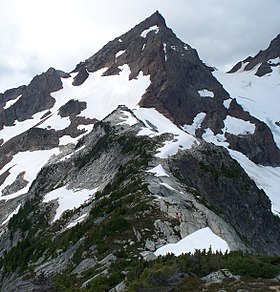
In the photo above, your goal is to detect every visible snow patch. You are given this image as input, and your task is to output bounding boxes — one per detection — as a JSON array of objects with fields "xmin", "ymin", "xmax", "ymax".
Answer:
[
  {"xmin": 0, "ymin": 148, "xmax": 60, "ymax": 201},
  {"xmin": 198, "ymin": 89, "xmax": 214, "ymax": 98},
  {"xmin": 182, "ymin": 112, "xmax": 206, "ymax": 136},
  {"xmin": 43, "ymin": 186, "xmax": 98, "ymax": 222},
  {"xmin": 39, "ymin": 113, "xmax": 71, "ymax": 130},
  {"xmin": 154, "ymin": 227, "xmax": 229, "ymax": 256},
  {"xmin": 268, "ymin": 57, "xmax": 279, "ymax": 65},
  {"xmin": 224, "ymin": 116, "xmax": 255, "ymax": 135},
  {"xmin": 140, "ymin": 25, "xmax": 159, "ymax": 38},
  {"xmin": 59, "ymin": 135, "xmax": 75, "ymax": 146},
  {"xmin": 202, "ymin": 128, "xmax": 229, "ymax": 147},
  {"xmin": 147, "ymin": 164, "xmax": 169, "ymax": 177},
  {"xmin": 3, "ymin": 94, "xmax": 22, "ymax": 110},
  {"xmin": 223, "ymin": 99, "xmax": 232, "ymax": 109},
  {"xmin": 202, "ymin": 127, "xmax": 280, "ymax": 216},
  {"xmin": 134, "ymin": 108, "xmax": 197, "ymax": 158}
]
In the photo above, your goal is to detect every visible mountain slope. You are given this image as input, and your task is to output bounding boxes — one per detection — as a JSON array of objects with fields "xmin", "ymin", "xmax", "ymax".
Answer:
[{"xmin": 0, "ymin": 11, "xmax": 279, "ymax": 291}]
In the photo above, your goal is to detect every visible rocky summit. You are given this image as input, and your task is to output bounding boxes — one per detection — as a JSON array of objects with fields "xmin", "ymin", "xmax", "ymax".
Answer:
[{"xmin": 0, "ymin": 11, "xmax": 279, "ymax": 291}]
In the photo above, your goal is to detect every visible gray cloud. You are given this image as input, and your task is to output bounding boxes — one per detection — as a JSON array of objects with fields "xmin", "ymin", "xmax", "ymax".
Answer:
[{"xmin": 0, "ymin": 0, "xmax": 279, "ymax": 92}]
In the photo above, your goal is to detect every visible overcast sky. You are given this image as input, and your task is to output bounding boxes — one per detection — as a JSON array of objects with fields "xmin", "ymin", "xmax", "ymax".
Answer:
[{"xmin": 1, "ymin": 0, "xmax": 279, "ymax": 93}]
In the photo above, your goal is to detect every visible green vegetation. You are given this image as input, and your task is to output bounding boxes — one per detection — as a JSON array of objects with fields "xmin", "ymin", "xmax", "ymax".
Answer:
[{"xmin": 126, "ymin": 250, "xmax": 280, "ymax": 291}]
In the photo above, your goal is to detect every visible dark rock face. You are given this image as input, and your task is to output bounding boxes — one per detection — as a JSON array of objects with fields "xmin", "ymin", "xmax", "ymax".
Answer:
[
  {"xmin": 228, "ymin": 34, "xmax": 280, "ymax": 76},
  {"xmin": 72, "ymin": 64, "xmax": 89, "ymax": 86},
  {"xmin": 227, "ymin": 99, "xmax": 280, "ymax": 166},
  {"xmin": 170, "ymin": 143, "xmax": 280, "ymax": 255},
  {"xmin": 58, "ymin": 99, "xmax": 87, "ymax": 118},
  {"xmin": 0, "ymin": 68, "xmax": 63, "ymax": 130}
]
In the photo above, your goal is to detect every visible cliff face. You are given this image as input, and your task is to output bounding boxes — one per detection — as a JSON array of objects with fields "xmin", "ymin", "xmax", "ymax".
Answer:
[{"xmin": 0, "ymin": 11, "xmax": 279, "ymax": 292}]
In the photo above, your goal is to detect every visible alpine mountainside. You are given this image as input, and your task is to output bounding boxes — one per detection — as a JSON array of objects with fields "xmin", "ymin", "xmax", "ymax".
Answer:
[{"xmin": 0, "ymin": 11, "xmax": 279, "ymax": 291}]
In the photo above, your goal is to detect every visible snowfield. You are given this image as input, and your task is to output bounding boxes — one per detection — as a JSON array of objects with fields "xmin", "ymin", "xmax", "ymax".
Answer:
[
  {"xmin": 0, "ymin": 149, "xmax": 60, "ymax": 201},
  {"xmin": 52, "ymin": 65, "xmax": 150, "ymax": 122}
]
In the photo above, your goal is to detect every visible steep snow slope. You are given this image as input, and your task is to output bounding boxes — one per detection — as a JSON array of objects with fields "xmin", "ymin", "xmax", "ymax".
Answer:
[
  {"xmin": 214, "ymin": 64, "xmax": 280, "ymax": 147},
  {"xmin": 212, "ymin": 64, "xmax": 280, "ymax": 216}
]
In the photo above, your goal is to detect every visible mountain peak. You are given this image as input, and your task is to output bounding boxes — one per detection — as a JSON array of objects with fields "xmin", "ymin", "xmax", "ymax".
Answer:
[
  {"xmin": 228, "ymin": 33, "xmax": 280, "ymax": 76},
  {"xmin": 138, "ymin": 10, "xmax": 167, "ymax": 28}
]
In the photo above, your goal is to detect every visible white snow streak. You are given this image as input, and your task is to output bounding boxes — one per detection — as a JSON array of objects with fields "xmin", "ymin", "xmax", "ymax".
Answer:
[
  {"xmin": 140, "ymin": 25, "xmax": 159, "ymax": 38},
  {"xmin": 160, "ymin": 182, "xmax": 175, "ymax": 191},
  {"xmin": 229, "ymin": 150, "xmax": 280, "ymax": 216},
  {"xmin": 223, "ymin": 98, "xmax": 232, "ymax": 109},
  {"xmin": 115, "ymin": 50, "xmax": 125, "ymax": 58},
  {"xmin": 163, "ymin": 43, "xmax": 167, "ymax": 61},
  {"xmin": 0, "ymin": 110, "xmax": 49, "ymax": 144},
  {"xmin": 66, "ymin": 213, "xmax": 87, "ymax": 229},
  {"xmin": 3, "ymin": 94, "xmax": 22, "ymax": 110},
  {"xmin": 1, "ymin": 203, "xmax": 21, "ymax": 225}
]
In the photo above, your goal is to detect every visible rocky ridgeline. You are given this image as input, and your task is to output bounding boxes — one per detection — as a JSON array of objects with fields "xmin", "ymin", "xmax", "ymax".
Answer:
[{"xmin": 228, "ymin": 33, "xmax": 280, "ymax": 76}]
